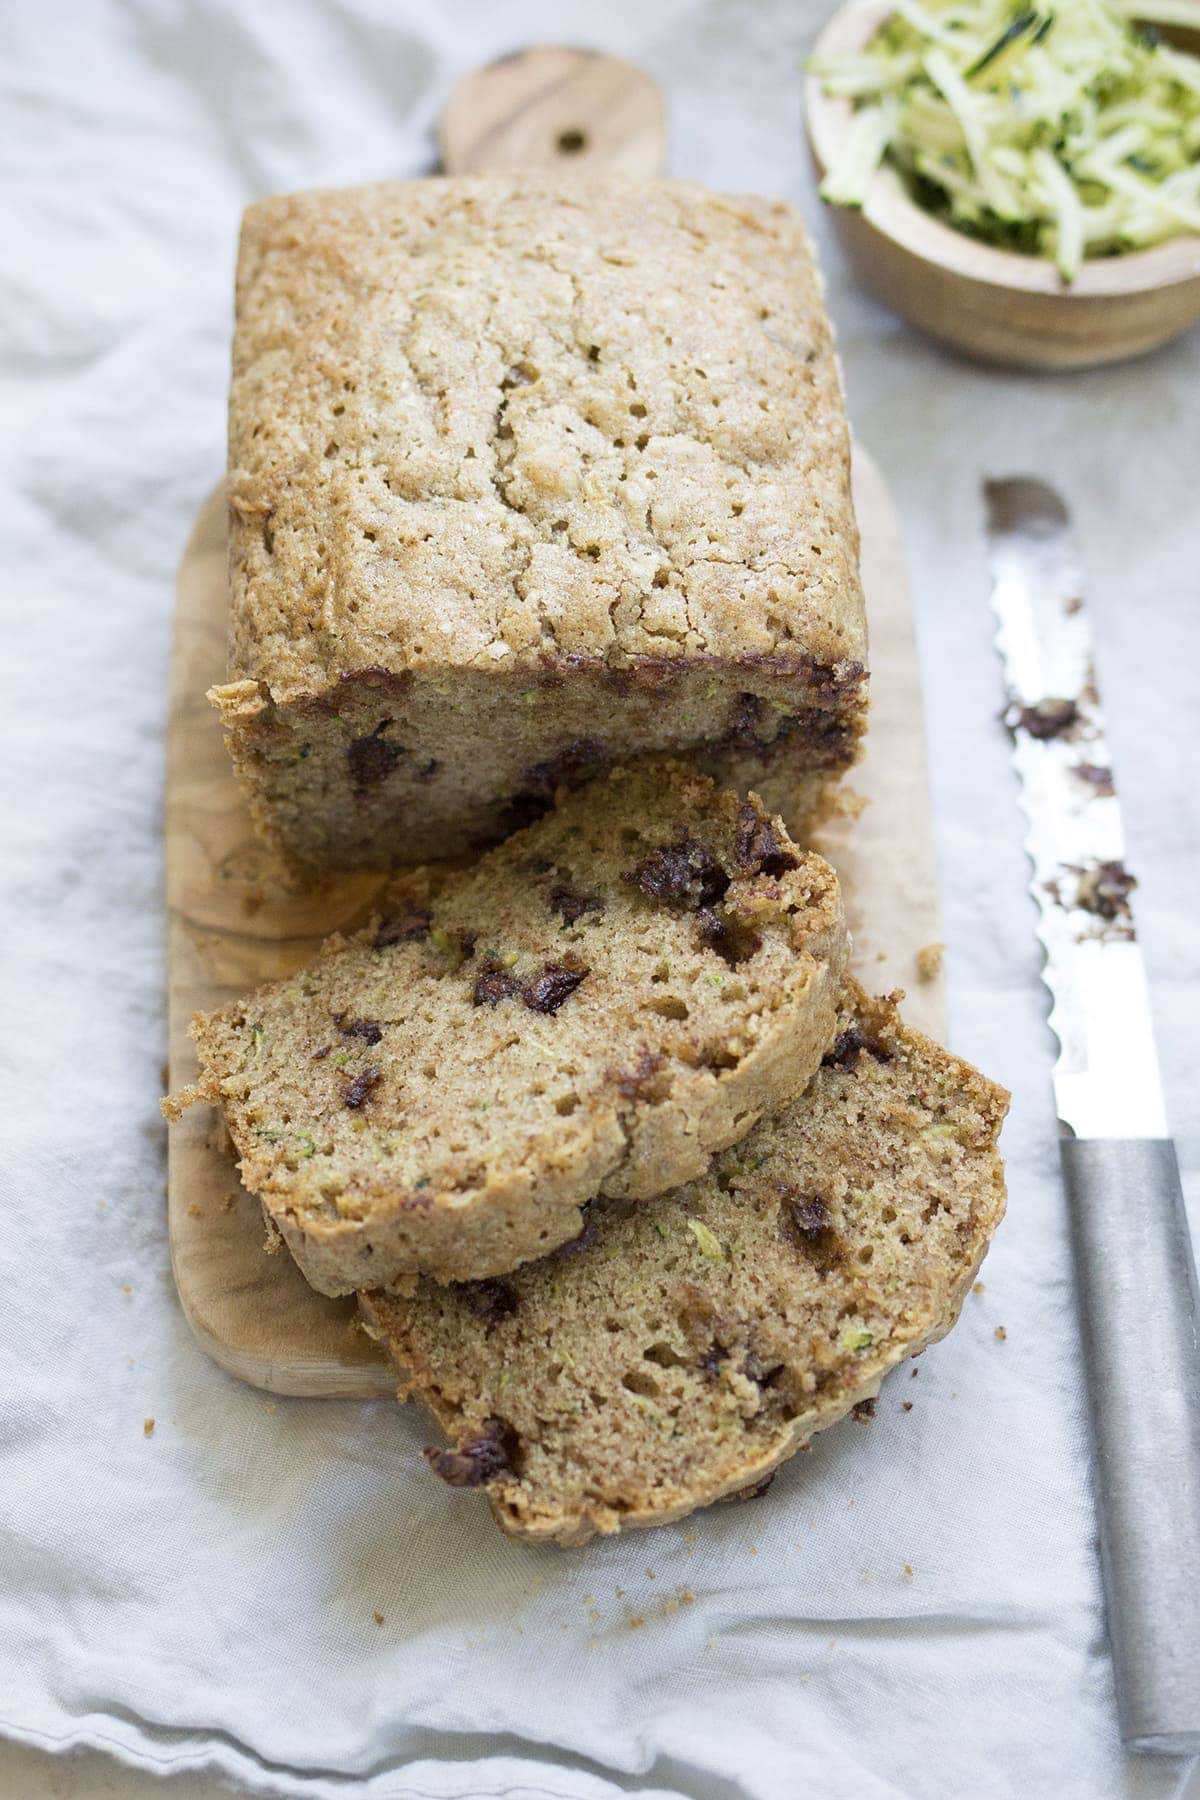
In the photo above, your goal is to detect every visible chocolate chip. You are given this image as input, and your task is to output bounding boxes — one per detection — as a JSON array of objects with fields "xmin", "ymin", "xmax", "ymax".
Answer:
[
  {"xmin": 347, "ymin": 727, "xmax": 402, "ymax": 790},
  {"xmin": 852, "ymin": 1399, "xmax": 876, "ymax": 1423},
  {"xmin": 425, "ymin": 1418, "xmax": 520, "ymax": 1488},
  {"xmin": 822, "ymin": 1026, "xmax": 889, "ymax": 1071},
  {"xmin": 1004, "ymin": 697, "xmax": 1078, "ymax": 740},
  {"xmin": 613, "ymin": 1049, "xmax": 668, "ymax": 1101},
  {"xmin": 698, "ymin": 1343, "xmax": 727, "ymax": 1378},
  {"xmin": 373, "ymin": 906, "xmax": 432, "ymax": 949},
  {"xmin": 783, "ymin": 1193, "xmax": 832, "ymax": 1239},
  {"xmin": 726, "ymin": 692, "xmax": 766, "ymax": 749},
  {"xmin": 696, "ymin": 906, "xmax": 762, "ymax": 967},
  {"xmin": 343, "ymin": 1066, "xmax": 382, "ymax": 1109},
  {"xmin": 734, "ymin": 802, "xmax": 799, "ymax": 879},
  {"xmin": 549, "ymin": 1214, "xmax": 598, "ymax": 1259},
  {"xmin": 549, "ymin": 882, "xmax": 605, "ymax": 925},
  {"xmin": 522, "ymin": 737, "xmax": 609, "ymax": 799},
  {"xmin": 823, "ymin": 1027, "xmax": 866, "ymax": 1069},
  {"xmin": 1076, "ymin": 859, "xmax": 1136, "ymax": 921},
  {"xmin": 741, "ymin": 1350, "xmax": 786, "ymax": 1390},
  {"xmin": 523, "ymin": 960, "xmax": 588, "ymax": 1015},
  {"xmin": 457, "ymin": 1278, "xmax": 520, "ymax": 1327},
  {"xmin": 311, "ymin": 1045, "xmax": 331, "ymax": 1061},
  {"xmin": 333, "ymin": 1012, "xmax": 383, "ymax": 1045},
  {"xmin": 779, "ymin": 1189, "xmax": 842, "ymax": 1274},
  {"xmin": 624, "ymin": 833, "xmax": 730, "ymax": 910},
  {"xmin": 1074, "ymin": 763, "xmax": 1115, "ymax": 797},
  {"xmin": 472, "ymin": 961, "xmax": 522, "ymax": 1007}
]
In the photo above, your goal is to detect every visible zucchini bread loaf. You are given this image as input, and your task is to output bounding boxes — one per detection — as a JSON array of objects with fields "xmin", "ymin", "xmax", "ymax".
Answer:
[
  {"xmin": 164, "ymin": 765, "xmax": 848, "ymax": 1292},
  {"xmin": 360, "ymin": 986, "xmax": 1008, "ymax": 1545},
  {"xmin": 216, "ymin": 174, "xmax": 867, "ymax": 873}
]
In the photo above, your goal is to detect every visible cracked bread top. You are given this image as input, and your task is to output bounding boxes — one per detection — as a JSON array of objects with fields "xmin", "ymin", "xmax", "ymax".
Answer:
[
  {"xmin": 360, "ymin": 986, "xmax": 1009, "ymax": 1545},
  {"xmin": 164, "ymin": 763, "xmax": 848, "ymax": 1291},
  {"xmin": 228, "ymin": 175, "xmax": 865, "ymax": 703}
]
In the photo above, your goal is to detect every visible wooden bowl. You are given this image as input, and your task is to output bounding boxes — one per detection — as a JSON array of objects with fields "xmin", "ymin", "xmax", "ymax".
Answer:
[{"xmin": 804, "ymin": 0, "xmax": 1200, "ymax": 368}]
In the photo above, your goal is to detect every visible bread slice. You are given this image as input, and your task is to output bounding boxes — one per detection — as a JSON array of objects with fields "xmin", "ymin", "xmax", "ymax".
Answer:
[
  {"xmin": 164, "ymin": 763, "xmax": 847, "ymax": 1293},
  {"xmin": 359, "ymin": 986, "xmax": 1008, "ymax": 1545}
]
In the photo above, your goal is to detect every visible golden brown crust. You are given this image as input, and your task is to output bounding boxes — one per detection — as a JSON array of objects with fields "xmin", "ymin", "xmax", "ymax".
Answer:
[
  {"xmin": 221, "ymin": 175, "xmax": 867, "ymax": 871},
  {"xmin": 164, "ymin": 763, "xmax": 849, "ymax": 1293},
  {"xmin": 229, "ymin": 175, "xmax": 864, "ymax": 689},
  {"xmin": 360, "ymin": 983, "xmax": 1009, "ymax": 1545}
]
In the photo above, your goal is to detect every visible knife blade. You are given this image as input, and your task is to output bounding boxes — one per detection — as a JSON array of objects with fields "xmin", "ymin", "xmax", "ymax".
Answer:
[{"xmin": 986, "ymin": 476, "xmax": 1200, "ymax": 1756}]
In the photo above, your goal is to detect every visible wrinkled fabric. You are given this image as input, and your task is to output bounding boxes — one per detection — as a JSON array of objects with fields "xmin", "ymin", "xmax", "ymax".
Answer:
[{"xmin": 2, "ymin": 1, "xmax": 1199, "ymax": 1796}]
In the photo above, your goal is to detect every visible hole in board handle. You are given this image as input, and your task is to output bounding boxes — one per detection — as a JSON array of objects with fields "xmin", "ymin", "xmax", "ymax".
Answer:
[{"xmin": 556, "ymin": 128, "xmax": 587, "ymax": 155}]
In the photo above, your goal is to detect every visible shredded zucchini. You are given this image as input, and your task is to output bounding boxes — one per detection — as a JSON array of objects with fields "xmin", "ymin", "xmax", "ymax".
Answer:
[{"xmin": 811, "ymin": 0, "xmax": 1200, "ymax": 279}]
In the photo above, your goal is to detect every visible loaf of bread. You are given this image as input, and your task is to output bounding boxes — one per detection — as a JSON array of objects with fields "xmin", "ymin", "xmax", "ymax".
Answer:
[
  {"xmin": 215, "ymin": 174, "xmax": 867, "ymax": 873},
  {"xmin": 164, "ymin": 764, "xmax": 848, "ymax": 1292},
  {"xmin": 359, "ymin": 986, "xmax": 1008, "ymax": 1545}
]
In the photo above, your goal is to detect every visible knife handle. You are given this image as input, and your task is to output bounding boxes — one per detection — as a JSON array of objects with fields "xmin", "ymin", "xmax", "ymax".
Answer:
[{"xmin": 1061, "ymin": 1136, "xmax": 1200, "ymax": 1754}]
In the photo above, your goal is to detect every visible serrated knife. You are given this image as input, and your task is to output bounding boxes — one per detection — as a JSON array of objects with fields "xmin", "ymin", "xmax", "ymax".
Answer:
[{"xmin": 987, "ymin": 476, "xmax": 1200, "ymax": 1756}]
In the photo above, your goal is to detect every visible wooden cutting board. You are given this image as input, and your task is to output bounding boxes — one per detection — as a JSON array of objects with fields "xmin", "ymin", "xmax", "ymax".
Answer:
[{"xmin": 164, "ymin": 51, "xmax": 946, "ymax": 1399}]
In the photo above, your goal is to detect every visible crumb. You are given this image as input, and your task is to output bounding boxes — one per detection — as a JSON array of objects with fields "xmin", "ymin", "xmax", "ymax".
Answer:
[
  {"xmin": 903, "ymin": 1564, "xmax": 914, "ymax": 1578},
  {"xmin": 99, "ymin": 1202, "xmax": 106, "ymax": 1214},
  {"xmin": 122, "ymin": 1285, "xmax": 132, "ymax": 1295},
  {"xmin": 875, "ymin": 949, "xmax": 887, "ymax": 962},
  {"xmin": 916, "ymin": 942, "xmax": 945, "ymax": 981},
  {"xmin": 629, "ymin": 1616, "xmax": 645, "ymax": 1629},
  {"xmin": 615, "ymin": 1587, "xmax": 624, "ymax": 1598},
  {"xmin": 852, "ymin": 1398, "xmax": 876, "ymax": 1423},
  {"xmin": 911, "ymin": 1366, "xmax": 919, "ymax": 1377},
  {"xmin": 748, "ymin": 1544, "xmax": 758, "ymax": 1554},
  {"xmin": 646, "ymin": 1568, "xmax": 655, "ymax": 1580},
  {"xmin": 902, "ymin": 1401, "xmax": 913, "ymax": 1412},
  {"xmin": 221, "ymin": 1192, "xmax": 237, "ymax": 1212},
  {"xmin": 827, "ymin": 785, "xmax": 867, "ymax": 822},
  {"xmin": 188, "ymin": 1203, "xmax": 203, "ymax": 1219},
  {"xmin": 678, "ymin": 1588, "xmax": 695, "ymax": 1606},
  {"xmin": 682, "ymin": 1529, "xmax": 699, "ymax": 1549},
  {"xmin": 143, "ymin": 1418, "xmax": 155, "ymax": 1437},
  {"xmin": 995, "ymin": 1325, "xmax": 1007, "ymax": 1341},
  {"xmin": 972, "ymin": 1281, "xmax": 986, "ymax": 1295},
  {"xmin": 373, "ymin": 1612, "xmax": 384, "ymax": 1626}
]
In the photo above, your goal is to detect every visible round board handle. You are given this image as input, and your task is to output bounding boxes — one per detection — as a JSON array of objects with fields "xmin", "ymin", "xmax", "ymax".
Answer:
[{"xmin": 439, "ymin": 46, "xmax": 666, "ymax": 178}]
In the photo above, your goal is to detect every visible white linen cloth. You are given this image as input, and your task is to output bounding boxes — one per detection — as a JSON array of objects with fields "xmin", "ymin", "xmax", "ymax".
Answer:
[{"xmin": 3, "ymin": 2, "xmax": 1199, "ymax": 1795}]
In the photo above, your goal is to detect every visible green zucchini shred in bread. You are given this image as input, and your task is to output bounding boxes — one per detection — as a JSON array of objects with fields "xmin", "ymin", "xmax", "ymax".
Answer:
[
  {"xmin": 215, "ymin": 173, "xmax": 867, "ymax": 873},
  {"xmin": 359, "ymin": 985, "xmax": 1008, "ymax": 1545},
  {"xmin": 164, "ymin": 763, "xmax": 848, "ymax": 1293}
]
